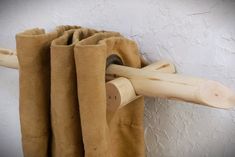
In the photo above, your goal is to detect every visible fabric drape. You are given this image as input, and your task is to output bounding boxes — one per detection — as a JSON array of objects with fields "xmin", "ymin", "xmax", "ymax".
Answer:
[{"xmin": 16, "ymin": 26, "xmax": 145, "ymax": 157}]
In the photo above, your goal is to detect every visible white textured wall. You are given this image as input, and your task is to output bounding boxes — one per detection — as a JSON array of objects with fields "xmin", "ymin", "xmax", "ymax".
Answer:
[{"xmin": 0, "ymin": 0, "xmax": 235, "ymax": 156}]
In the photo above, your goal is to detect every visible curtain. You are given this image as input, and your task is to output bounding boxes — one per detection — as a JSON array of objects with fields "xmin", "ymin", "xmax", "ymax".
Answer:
[{"xmin": 16, "ymin": 25, "xmax": 145, "ymax": 157}]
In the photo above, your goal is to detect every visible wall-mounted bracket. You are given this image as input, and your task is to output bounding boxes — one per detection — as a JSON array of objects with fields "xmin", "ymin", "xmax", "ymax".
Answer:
[{"xmin": 106, "ymin": 63, "xmax": 235, "ymax": 110}]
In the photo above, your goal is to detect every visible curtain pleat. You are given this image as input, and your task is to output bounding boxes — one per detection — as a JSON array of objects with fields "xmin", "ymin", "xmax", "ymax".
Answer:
[{"xmin": 16, "ymin": 26, "xmax": 145, "ymax": 157}]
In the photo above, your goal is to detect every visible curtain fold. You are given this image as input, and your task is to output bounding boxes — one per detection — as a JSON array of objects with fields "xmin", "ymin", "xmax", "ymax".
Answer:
[
  {"xmin": 16, "ymin": 26, "xmax": 80, "ymax": 157},
  {"xmin": 16, "ymin": 26, "xmax": 145, "ymax": 157}
]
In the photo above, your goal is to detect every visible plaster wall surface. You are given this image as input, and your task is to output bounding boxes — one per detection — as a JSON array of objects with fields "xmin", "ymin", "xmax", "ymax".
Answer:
[{"xmin": 0, "ymin": 0, "xmax": 235, "ymax": 156}]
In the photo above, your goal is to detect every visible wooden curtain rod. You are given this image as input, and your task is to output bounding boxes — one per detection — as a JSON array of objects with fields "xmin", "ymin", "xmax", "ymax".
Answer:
[
  {"xmin": 106, "ymin": 60, "xmax": 176, "ymax": 111},
  {"xmin": 0, "ymin": 48, "xmax": 18, "ymax": 69},
  {"xmin": 106, "ymin": 64, "xmax": 235, "ymax": 110},
  {"xmin": 1, "ymin": 48, "xmax": 235, "ymax": 110}
]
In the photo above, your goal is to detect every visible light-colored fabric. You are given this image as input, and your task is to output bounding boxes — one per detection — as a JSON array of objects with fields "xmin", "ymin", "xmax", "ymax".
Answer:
[{"xmin": 16, "ymin": 26, "xmax": 145, "ymax": 157}]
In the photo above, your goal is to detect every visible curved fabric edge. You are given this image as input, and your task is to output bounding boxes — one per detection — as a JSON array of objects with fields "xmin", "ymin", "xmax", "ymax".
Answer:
[{"xmin": 74, "ymin": 33, "xmax": 145, "ymax": 157}]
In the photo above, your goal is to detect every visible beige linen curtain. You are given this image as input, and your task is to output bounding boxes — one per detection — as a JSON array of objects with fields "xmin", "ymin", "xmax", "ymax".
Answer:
[{"xmin": 16, "ymin": 25, "xmax": 145, "ymax": 157}]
